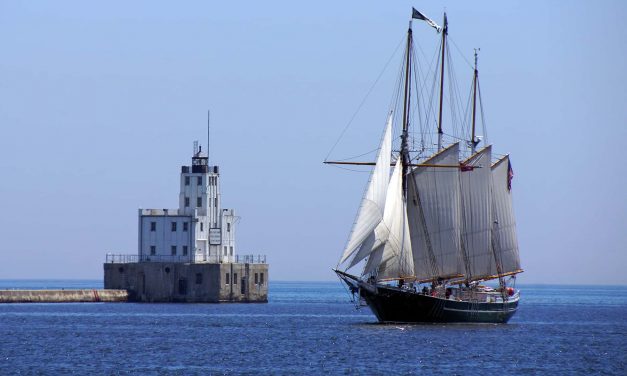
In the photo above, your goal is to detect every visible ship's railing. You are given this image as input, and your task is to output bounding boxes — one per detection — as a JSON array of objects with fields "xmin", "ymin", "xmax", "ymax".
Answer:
[{"xmin": 105, "ymin": 253, "xmax": 267, "ymax": 264}]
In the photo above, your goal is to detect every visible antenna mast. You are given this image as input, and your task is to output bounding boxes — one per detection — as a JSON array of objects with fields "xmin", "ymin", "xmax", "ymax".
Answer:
[{"xmin": 207, "ymin": 109, "xmax": 210, "ymax": 164}]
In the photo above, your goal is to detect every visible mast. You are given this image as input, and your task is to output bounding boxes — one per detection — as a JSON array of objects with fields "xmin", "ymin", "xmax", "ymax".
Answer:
[
  {"xmin": 437, "ymin": 13, "xmax": 448, "ymax": 151},
  {"xmin": 398, "ymin": 19, "xmax": 413, "ymax": 282},
  {"xmin": 471, "ymin": 49, "xmax": 479, "ymax": 154},
  {"xmin": 400, "ymin": 21, "xmax": 413, "ymax": 190},
  {"xmin": 207, "ymin": 109, "xmax": 211, "ymax": 164}
]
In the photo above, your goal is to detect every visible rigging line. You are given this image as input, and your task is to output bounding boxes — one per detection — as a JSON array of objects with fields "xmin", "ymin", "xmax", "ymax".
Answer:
[
  {"xmin": 477, "ymin": 80, "xmax": 489, "ymax": 146},
  {"xmin": 327, "ymin": 164, "xmax": 371, "ymax": 173},
  {"xmin": 412, "ymin": 43, "xmax": 437, "ymax": 153},
  {"xmin": 449, "ymin": 37, "xmax": 474, "ymax": 70},
  {"xmin": 445, "ymin": 46, "xmax": 460, "ymax": 141},
  {"xmin": 422, "ymin": 42, "xmax": 441, "ymax": 148},
  {"xmin": 462, "ymin": 80, "xmax": 474, "ymax": 144},
  {"xmin": 445, "ymin": 44, "xmax": 470, "ymax": 145},
  {"xmin": 410, "ymin": 38, "xmax": 438, "ymax": 152},
  {"xmin": 325, "ymin": 35, "xmax": 405, "ymax": 161},
  {"xmin": 411, "ymin": 52, "xmax": 423, "ymax": 152},
  {"xmin": 390, "ymin": 49, "xmax": 406, "ymax": 154},
  {"xmin": 334, "ymin": 147, "xmax": 379, "ymax": 162},
  {"xmin": 446, "ymin": 45, "xmax": 464, "ymax": 140}
]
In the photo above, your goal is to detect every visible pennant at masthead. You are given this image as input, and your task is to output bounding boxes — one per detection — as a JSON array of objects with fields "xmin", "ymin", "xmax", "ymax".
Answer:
[{"xmin": 412, "ymin": 8, "xmax": 442, "ymax": 32}]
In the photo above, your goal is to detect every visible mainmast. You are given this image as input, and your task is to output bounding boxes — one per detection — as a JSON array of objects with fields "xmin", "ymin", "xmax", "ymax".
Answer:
[
  {"xmin": 437, "ymin": 13, "xmax": 448, "ymax": 151},
  {"xmin": 400, "ymin": 21, "xmax": 413, "ymax": 192},
  {"xmin": 470, "ymin": 49, "xmax": 479, "ymax": 154}
]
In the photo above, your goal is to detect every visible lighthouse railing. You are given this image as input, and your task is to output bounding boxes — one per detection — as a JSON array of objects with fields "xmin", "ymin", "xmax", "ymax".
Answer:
[{"xmin": 105, "ymin": 253, "xmax": 267, "ymax": 264}]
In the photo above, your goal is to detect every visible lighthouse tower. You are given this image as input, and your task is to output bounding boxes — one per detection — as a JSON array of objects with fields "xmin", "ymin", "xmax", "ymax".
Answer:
[
  {"xmin": 137, "ymin": 142, "xmax": 236, "ymax": 263},
  {"xmin": 178, "ymin": 143, "xmax": 236, "ymax": 262}
]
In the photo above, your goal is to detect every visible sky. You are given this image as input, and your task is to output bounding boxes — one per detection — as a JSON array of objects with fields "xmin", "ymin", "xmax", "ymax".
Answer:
[{"xmin": 0, "ymin": 1, "xmax": 625, "ymax": 284}]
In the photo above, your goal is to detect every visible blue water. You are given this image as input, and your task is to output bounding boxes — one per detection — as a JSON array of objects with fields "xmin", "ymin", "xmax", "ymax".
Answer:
[{"xmin": 1, "ymin": 281, "xmax": 625, "ymax": 375}]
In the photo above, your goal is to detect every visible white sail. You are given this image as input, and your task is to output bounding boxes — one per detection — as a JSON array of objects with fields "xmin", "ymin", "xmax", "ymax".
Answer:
[
  {"xmin": 362, "ymin": 159, "xmax": 414, "ymax": 279},
  {"xmin": 459, "ymin": 146, "xmax": 496, "ymax": 280},
  {"xmin": 491, "ymin": 156, "xmax": 521, "ymax": 275},
  {"xmin": 339, "ymin": 113, "xmax": 393, "ymax": 266},
  {"xmin": 407, "ymin": 143, "xmax": 463, "ymax": 281}
]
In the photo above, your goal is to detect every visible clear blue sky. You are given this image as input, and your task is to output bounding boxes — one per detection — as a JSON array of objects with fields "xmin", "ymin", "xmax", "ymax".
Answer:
[{"xmin": 1, "ymin": 1, "xmax": 625, "ymax": 284}]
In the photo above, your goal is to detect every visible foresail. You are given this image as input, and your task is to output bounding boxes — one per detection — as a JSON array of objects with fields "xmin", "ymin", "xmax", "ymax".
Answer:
[
  {"xmin": 407, "ymin": 143, "xmax": 463, "ymax": 281},
  {"xmin": 459, "ymin": 146, "xmax": 496, "ymax": 280},
  {"xmin": 339, "ymin": 113, "xmax": 393, "ymax": 265},
  {"xmin": 491, "ymin": 156, "xmax": 521, "ymax": 275},
  {"xmin": 362, "ymin": 159, "xmax": 414, "ymax": 279}
]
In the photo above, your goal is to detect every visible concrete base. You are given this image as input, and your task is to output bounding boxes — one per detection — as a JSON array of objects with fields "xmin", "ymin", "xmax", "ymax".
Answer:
[
  {"xmin": 0, "ymin": 289, "xmax": 128, "ymax": 303},
  {"xmin": 104, "ymin": 262, "xmax": 268, "ymax": 303}
]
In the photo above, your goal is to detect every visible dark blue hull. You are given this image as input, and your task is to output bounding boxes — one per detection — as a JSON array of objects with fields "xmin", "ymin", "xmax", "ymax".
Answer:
[{"xmin": 337, "ymin": 271, "xmax": 518, "ymax": 324}]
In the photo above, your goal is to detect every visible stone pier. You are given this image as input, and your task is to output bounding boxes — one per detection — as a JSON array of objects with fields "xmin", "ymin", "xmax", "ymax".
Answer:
[{"xmin": 0, "ymin": 289, "xmax": 128, "ymax": 303}]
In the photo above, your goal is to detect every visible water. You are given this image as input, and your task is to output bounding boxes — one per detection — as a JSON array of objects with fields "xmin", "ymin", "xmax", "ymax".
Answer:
[{"xmin": 1, "ymin": 281, "xmax": 625, "ymax": 375}]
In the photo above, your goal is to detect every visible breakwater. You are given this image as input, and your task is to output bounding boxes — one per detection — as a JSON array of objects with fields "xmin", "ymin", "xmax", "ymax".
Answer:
[{"xmin": 0, "ymin": 289, "xmax": 128, "ymax": 303}]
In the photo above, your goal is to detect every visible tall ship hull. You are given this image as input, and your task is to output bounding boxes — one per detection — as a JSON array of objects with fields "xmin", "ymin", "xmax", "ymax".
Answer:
[
  {"xmin": 336, "ymin": 271, "xmax": 518, "ymax": 324},
  {"xmin": 328, "ymin": 9, "xmax": 523, "ymax": 324}
]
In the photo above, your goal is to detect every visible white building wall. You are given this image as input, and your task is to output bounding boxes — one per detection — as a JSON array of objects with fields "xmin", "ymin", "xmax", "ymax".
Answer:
[
  {"xmin": 138, "ymin": 210, "xmax": 194, "ymax": 262},
  {"xmin": 221, "ymin": 209, "xmax": 236, "ymax": 263}
]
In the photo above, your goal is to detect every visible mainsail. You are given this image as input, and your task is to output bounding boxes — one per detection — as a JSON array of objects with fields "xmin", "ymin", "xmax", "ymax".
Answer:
[
  {"xmin": 338, "ymin": 113, "xmax": 393, "ymax": 265},
  {"xmin": 459, "ymin": 146, "xmax": 496, "ymax": 280},
  {"xmin": 491, "ymin": 156, "xmax": 522, "ymax": 275},
  {"xmin": 407, "ymin": 143, "xmax": 463, "ymax": 281}
]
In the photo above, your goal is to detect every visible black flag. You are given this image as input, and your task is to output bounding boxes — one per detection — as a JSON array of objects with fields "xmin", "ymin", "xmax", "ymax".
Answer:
[{"xmin": 412, "ymin": 8, "xmax": 441, "ymax": 32}]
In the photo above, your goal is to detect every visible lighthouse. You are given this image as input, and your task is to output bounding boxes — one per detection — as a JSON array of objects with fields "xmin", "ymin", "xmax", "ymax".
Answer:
[
  {"xmin": 137, "ymin": 143, "xmax": 236, "ymax": 264},
  {"xmin": 104, "ymin": 140, "xmax": 268, "ymax": 303}
]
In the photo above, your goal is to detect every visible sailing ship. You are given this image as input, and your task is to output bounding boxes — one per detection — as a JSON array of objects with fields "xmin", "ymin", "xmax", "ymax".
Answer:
[{"xmin": 329, "ymin": 9, "xmax": 522, "ymax": 323}]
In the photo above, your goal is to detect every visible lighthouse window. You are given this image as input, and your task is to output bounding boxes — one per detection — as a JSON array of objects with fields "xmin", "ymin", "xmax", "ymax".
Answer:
[
  {"xmin": 150, "ymin": 246, "xmax": 156, "ymax": 255},
  {"xmin": 226, "ymin": 273, "xmax": 230, "ymax": 285},
  {"xmin": 182, "ymin": 246, "xmax": 188, "ymax": 256},
  {"xmin": 184, "ymin": 197, "xmax": 190, "ymax": 207},
  {"xmin": 171, "ymin": 245, "xmax": 177, "ymax": 255},
  {"xmin": 233, "ymin": 273, "xmax": 238, "ymax": 284},
  {"xmin": 185, "ymin": 176, "xmax": 190, "ymax": 186},
  {"xmin": 171, "ymin": 222, "xmax": 177, "ymax": 231},
  {"xmin": 197, "ymin": 176, "xmax": 202, "ymax": 186},
  {"xmin": 200, "ymin": 222, "xmax": 204, "ymax": 232},
  {"xmin": 214, "ymin": 198, "xmax": 218, "ymax": 207},
  {"xmin": 197, "ymin": 197, "xmax": 202, "ymax": 207},
  {"xmin": 227, "ymin": 223, "xmax": 230, "ymax": 232},
  {"xmin": 150, "ymin": 222, "xmax": 156, "ymax": 231},
  {"xmin": 223, "ymin": 246, "xmax": 227, "ymax": 255},
  {"xmin": 255, "ymin": 273, "xmax": 258, "ymax": 285},
  {"xmin": 260, "ymin": 273, "xmax": 264, "ymax": 285},
  {"xmin": 183, "ymin": 222, "xmax": 188, "ymax": 232},
  {"xmin": 230, "ymin": 246, "xmax": 233, "ymax": 256}
]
